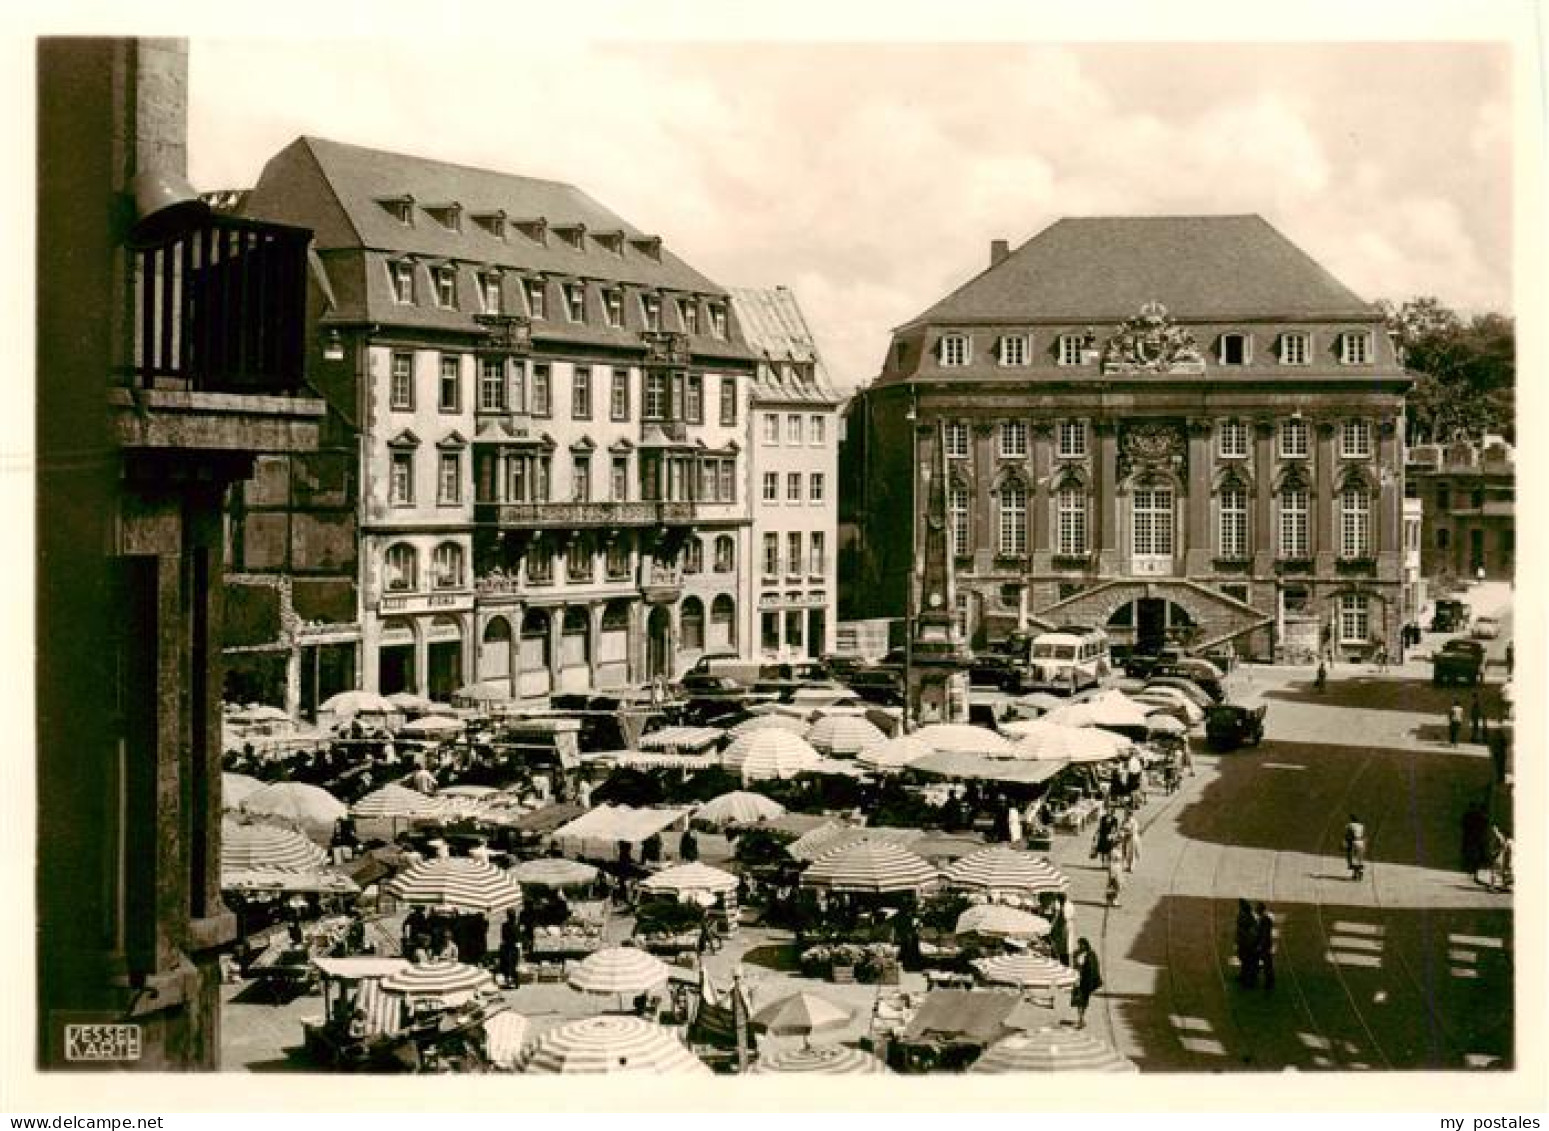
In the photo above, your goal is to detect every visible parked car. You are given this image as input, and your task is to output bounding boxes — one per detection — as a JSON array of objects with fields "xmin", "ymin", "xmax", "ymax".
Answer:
[
  {"xmin": 1150, "ymin": 663, "xmax": 1225, "ymax": 703},
  {"xmin": 1132, "ymin": 688, "xmax": 1205, "ymax": 726},
  {"xmin": 817, "ymin": 654, "xmax": 869, "ymax": 681},
  {"xmin": 1143, "ymin": 676, "xmax": 1214, "ymax": 710},
  {"xmin": 1205, "ymin": 703, "xmax": 1267, "ymax": 751},
  {"xmin": 968, "ymin": 640, "xmax": 1024, "ymax": 688},
  {"xmin": 1471, "ymin": 616, "xmax": 1502, "ymax": 640},
  {"xmin": 1433, "ymin": 639, "xmax": 1486, "ymax": 686},
  {"xmin": 843, "ymin": 667, "xmax": 906, "ymax": 707},
  {"xmin": 1431, "ymin": 599, "xmax": 1472, "ymax": 634}
]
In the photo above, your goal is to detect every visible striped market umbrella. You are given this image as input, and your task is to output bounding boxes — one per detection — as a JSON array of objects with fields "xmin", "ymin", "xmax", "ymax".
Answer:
[
  {"xmin": 856, "ymin": 735, "xmax": 933, "ymax": 773},
  {"xmin": 510, "ymin": 857, "xmax": 599, "ymax": 888},
  {"xmin": 806, "ymin": 715, "xmax": 887, "ymax": 757},
  {"xmin": 1010, "ymin": 721, "xmax": 1130, "ymax": 764},
  {"xmin": 640, "ymin": 862, "xmax": 739, "ymax": 896},
  {"xmin": 567, "ymin": 946, "xmax": 672, "ymax": 997},
  {"xmin": 519, "ymin": 1015, "xmax": 710, "ymax": 1075},
  {"xmin": 221, "ymin": 772, "xmax": 265, "ymax": 808},
  {"xmin": 352, "ymin": 783, "xmax": 446, "ymax": 820},
  {"xmin": 728, "ymin": 713, "xmax": 810, "ymax": 739},
  {"xmin": 801, "ymin": 839, "xmax": 938, "ymax": 894},
  {"xmin": 379, "ymin": 959, "xmax": 496, "ymax": 999},
  {"xmin": 482, "ymin": 1010, "xmax": 531, "ymax": 1071},
  {"xmin": 750, "ymin": 1045, "xmax": 890, "ymax": 1075},
  {"xmin": 240, "ymin": 781, "xmax": 347, "ymax": 835},
  {"xmin": 970, "ymin": 1028, "xmax": 1137, "ymax": 1073},
  {"xmin": 723, "ymin": 730, "xmax": 822, "ymax": 782},
  {"xmin": 384, "ymin": 856, "xmax": 523, "ymax": 914},
  {"xmin": 693, "ymin": 790, "xmax": 786, "ymax": 828},
  {"xmin": 974, "ymin": 952, "xmax": 1078, "ymax": 992},
  {"xmin": 220, "ymin": 820, "xmax": 328, "ymax": 872},
  {"xmin": 750, "ymin": 991, "xmax": 852, "ymax": 1039},
  {"xmin": 943, "ymin": 847, "xmax": 1069, "ymax": 895},
  {"xmin": 913, "ymin": 724, "xmax": 1019, "ymax": 758},
  {"xmin": 955, "ymin": 904, "xmax": 1052, "ymax": 940},
  {"xmin": 1146, "ymin": 713, "xmax": 1188, "ymax": 736}
]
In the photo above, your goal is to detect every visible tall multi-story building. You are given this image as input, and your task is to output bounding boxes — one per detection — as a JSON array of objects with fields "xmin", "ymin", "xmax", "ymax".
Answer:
[
  {"xmin": 37, "ymin": 38, "xmax": 323, "ymax": 1068},
  {"xmin": 841, "ymin": 216, "xmax": 1411, "ymax": 663},
  {"xmin": 1407, "ymin": 435, "xmax": 1515, "ymax": 583},
  {"xmin": 240, "ymin": 139, "xmax": 759, "ymax": 699},
  {"xmin": 729, "ymin": 287, "xmax": 841, "ymax": 661}
]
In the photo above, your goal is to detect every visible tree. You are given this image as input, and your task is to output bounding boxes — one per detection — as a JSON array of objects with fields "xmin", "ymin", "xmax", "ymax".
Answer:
[{"xmin": 1381, "ymin": 297, "xmax": 1515, "ymax": 444}]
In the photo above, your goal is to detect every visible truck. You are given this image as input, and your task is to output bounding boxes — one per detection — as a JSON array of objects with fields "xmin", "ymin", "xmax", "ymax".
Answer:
[{"xmin": 1432, "ymin": 639, "xmax": 1486, "ymax": 686}]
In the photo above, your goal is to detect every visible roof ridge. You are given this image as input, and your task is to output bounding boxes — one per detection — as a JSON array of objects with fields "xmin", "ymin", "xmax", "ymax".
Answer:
[{"xmin": 300, "ymin": 134, "xmax": 583, "ymax": 194}]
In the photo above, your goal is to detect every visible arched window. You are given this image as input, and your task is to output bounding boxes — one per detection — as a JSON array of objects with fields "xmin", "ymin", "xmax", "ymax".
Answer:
[
  {"xmin": 997, "ymin": 480, "xmax": 1027, "ymax": 555},
  {"xmin": 1218, "ymin": 481, "xmax": 1248, "ymax": 559},
  {"xmin": 948, "ymin": 483, "xmax": 971, "ymax": 557},
  {"xmin": 482, "ymin": 616, "xmax": 511, "ymax": 646},
  {"xmin": 431, "ymin": 541, "xmax": 463, "ymax": 588},
  {"xmin": 1056, "ymin": 486, "xmax": 1086, "ymax": 556},
  {"xmin": 601, "ymin": 599, "xmax": 631, "ymax": 631},
  {"xmin": 1340, "ymin": 483, "xmax": 1372, "ymax": 558},
  {"xmin": 384, "ymin": 542, "xmax": 418, "ymax": 591},
  {"xmin": 714, "ymin": 535, "xmax": 735, "ymax": 573},
  {"xmin": 711, "ymin": 594, "xmax": 737, "ymax": 649},
  {"xmin": 680, "ymin": 596, "xmax": 706, "ymax": 653},
  {"xmin": 684, "ymin": 537, "xmax": 704, "ymax": 575}
]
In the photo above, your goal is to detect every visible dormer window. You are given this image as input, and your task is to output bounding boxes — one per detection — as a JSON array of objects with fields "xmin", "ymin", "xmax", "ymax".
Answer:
[
  {"xmin": 515, "ymin": 218, "xmax": 548, "ymax": 245},
  {"xmin": 594, "ymin": 230, "xmax": 625, "ymax": 255},
  {"xmin": 564, "ymin": 282, "xmax": 586, "ymax": 324},
  {"xmin": 525, "ymin": 278, "xmax": 547, "ymax": 320},
  {"xmin": 426, "ymin": 203, "xmax": 461, "ymax": 232},
  {"xmin": 603, "ymin": 288, "xmax": 624, "ymax": 328},
  {"xmin": 641, "ymin": 294, "xmax": 662, "ymax": 332},
  {"xmin": 1339, "ymin": 331, "xmax": 1372, "ymax": 365},
  {"xmin": 378, "ymin": 196, "xmax": 414, "ymax": 225},
  {"xmin": 391, "ymin": 260, "xmax": 415, "ymax": 304},
  {"xmin": 473, "ymin": 211, "xmax": 506, "ymax": 239},
  {"xmin": 1219, "ymin": 333, "xmax": 1250, "ymax": 365},
  {"xmin": 998, "ymin": 335, "xmax": 1029, "ymax": 366},
  {"xmin": 553, "ymin": 224, "xmax": 586, "ymax": 250},
  {"xmin": 1057, "ymin": 334, "xmax": 1084, "ymax": 366},
  {"xmin": 630, "ymin": 235, "xmax": 663, "ymax": 262},
  {"xmin": 707, "ymin": 302, "xmax": 727, "ymax": 339},
  {"xmin": 679, "ymin": 297, "xmax": 700, "ymax": 335},
  {"xmin": 433, "ymin": 265, "xmax": 456, "ymax": 309},
  {"xmin": 1280, "ymin": 332, "xmax": 1309, "ymax": 365},
  {"xmin": 940, "ymin": 334, "xmax": 970, "ymax": 367},
  {"xmin": 481, "ymin": 273, "xmax": 501, "ymax": 314}
]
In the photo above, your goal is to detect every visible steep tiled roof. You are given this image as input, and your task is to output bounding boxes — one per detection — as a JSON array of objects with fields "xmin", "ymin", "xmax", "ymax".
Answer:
[
  {"xmin": 262, "ymin": 136, "xmax": 725, "ymax": 295},
  {"xmin": 905, "ymin": 215, "xmax": 1378, "ymax": 327},
  {"xmin": 729, "ymin": 286, "xmax": 840, "ymax": 405}
]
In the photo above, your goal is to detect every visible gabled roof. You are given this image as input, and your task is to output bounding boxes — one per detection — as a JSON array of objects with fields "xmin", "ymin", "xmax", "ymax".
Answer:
[
  {"xmin": 255, "ymin": 136, "xmax": 725, "ymax": 295},
  {"xmin": 729, "ymin": 285, "xmax": 840, "ymax": 405},
  {"xmin": 904, "ymin": 215, "xmax": 1379, "ymax": 327}
]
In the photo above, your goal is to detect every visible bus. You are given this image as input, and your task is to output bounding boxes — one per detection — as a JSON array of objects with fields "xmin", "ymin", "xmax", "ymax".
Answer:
[{"xmin": 1011, "ymin": 626, "xmax": 1112, "ymax": 693}]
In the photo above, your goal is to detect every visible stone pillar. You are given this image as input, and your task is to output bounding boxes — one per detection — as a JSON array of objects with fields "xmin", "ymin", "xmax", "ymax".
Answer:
[
  {"xmin": 1031, "ymin": 421, "xmax": 1052, "ymax": 570},
  {"xmin": 1252, "ymin": 418, "xmax": 1275, "ymax": 573},
  {"xmin": 588, "ymin": 601, "xmax": 603, "ymax": 689},
  {"xmin": 414, "ymin": 616, "xmax": 430, "ymax": 697},
  {"xmin": 1314, "ymin": 419, "xmax": 1337, "ymax": 571},
  {"xmin": 972, "ymin": 421, "xmax": 996, "ymax": 574},
  {"xmin": 1378, "ymin": 418, "xmax": 1400, "ymax": 559},
  {"xmin": 549, "ymin": 604, "xmax": 564, "ymax": 688},
  {"xmin": 1094, "ymin": 421, "xmax": 1120, "ymax": 574},
  {"xmin": 1185, "ymin": 418, "xmax": 1213, "ymax": 575},
  {"xmin": 284, "ymin": 641, "xmax": 303, "ymax": 721}
]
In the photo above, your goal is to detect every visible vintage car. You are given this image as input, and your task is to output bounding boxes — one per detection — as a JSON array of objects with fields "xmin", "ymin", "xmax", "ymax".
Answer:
[
  {"xmin": 1204, "ymin": 704, "xmax": 1267, "ymax": 751},
  {"xmin": 1430, "ymin": 599, "xmax": 1472, "ymax": 634},
  {"xmin": 1433, "ymin": 639, "xmax": 1486, "ymax": 686}
]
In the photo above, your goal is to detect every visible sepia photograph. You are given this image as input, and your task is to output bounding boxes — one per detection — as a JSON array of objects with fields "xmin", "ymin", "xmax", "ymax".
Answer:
[{"xmin": 18, "ymin": 0, "xmax": 1544, "ymax": 1113}]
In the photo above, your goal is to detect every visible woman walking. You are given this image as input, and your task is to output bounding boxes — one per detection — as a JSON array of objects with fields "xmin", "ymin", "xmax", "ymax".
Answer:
[
  {"xmin": 1092, "ymin": 807, "xmax": 1118, "ymax": 869},
  {"xmin": 1070, "ymin": 938, "xmax": 1104, "ymax": 1029},
  {"xmin": 1119, "ymin": 810, "xmax": 1143, "ymax": 873},
  {"xmin": 1049, "ymin": 893, "xmax": 1073, "ymax": 966},
  {"xmin": 1234, "ymin": 899, "xmax": 1259, "ymax": 988},
  {"xmin": 1344, "ymin": 814, "xmax": 1368, "ymax": 881}
]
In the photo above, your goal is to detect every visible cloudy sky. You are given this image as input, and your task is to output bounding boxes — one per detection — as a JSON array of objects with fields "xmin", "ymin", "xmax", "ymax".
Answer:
[{"xmin": 188, "ymin": 33, "xmax": 1513, "ymax": 389}]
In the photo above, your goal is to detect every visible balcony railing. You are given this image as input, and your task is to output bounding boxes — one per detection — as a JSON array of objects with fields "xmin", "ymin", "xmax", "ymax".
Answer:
[
  {"xmin": 472, "ymin": 500, "xmax": 696, "ymax": 527},
  {"xmin": 127, "ymin": 214, "xmax": 310, "ymax": 394}
]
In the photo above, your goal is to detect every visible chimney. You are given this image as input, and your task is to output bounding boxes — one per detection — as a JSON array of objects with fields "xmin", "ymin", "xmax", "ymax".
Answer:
[{"xmin": 990, "ymin": 239, "xmax": 1010, "ymax": 267}]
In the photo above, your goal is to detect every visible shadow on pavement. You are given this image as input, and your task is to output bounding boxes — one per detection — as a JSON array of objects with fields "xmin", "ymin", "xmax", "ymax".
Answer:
[
  {"xmin": 1113, "ymin": 893, "xmax": 1514, "ymax": 1072},
  {"xmin": 1261, "ymin": 675, "xmax": 1505, "ymax": 717}
]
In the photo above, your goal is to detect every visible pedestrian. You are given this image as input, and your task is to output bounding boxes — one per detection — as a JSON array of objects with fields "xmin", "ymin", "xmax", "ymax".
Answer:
[
  {"xmin": 1180, "ymin": 735, "xmax": 1195, "ymax": 777},
  {"xmin": 1470, "ymin": 694, "xmax": 1484, "ymax": 744},
  {"xmin": 1105, "ymin": 856, "xmax": 1124, "ymax": 907},
  {"xmin": 1505, "ymin": 640, "xmax": 1514, "ymax": 678},
  {"xmin": 1461, "ymin": 802, "xmax": 1490, "ymax": 879},
  {"xmin": 1487, "ymin": 825, "xmax": 1513, "ymax": 892},
  {"xmin": 1314, "ymin": 659, "xmax": 1327, "ymax": 693},
  {"xmin": 1235, "ymin": 899, "xmax": 1259, "ymax": 988},
  {"xmin": 1255, "ymin": 902, "xmax": 1276, "ymax": 991},
  {"xmin": 1125, "ymin": 752, "xmax": 1145, "ymax": 803},
  {"xmin": 1049, "ymin": 894, "xmax": 1073, "ymax": 966},
  {"xmin": 1374, "ymin": 640, "xmax": 1388, "ymax": 673},
  {"xmin": 1070, "ymin": 938, "xmax": 1103, "ymax": 1029},
  {"xmin": 679, "ymin": 826, "xmax": 699, "ymax": 863},
  {"xmin": 1448, "ymin": 699, "xmax": 1463, "ymax": 746},
  {"xmin": 1092, "ymin": 807, "xmax": 1118, "ymax": 868},
  {"xmin": 1119, "ymin": 809, "xmax": 1142, "ymax": 873},
  {"xmin": 1006, "ymin": 803, "xmax": 1023, "ymax": 847},
  {"xmin": 1344, "ymin": 814, "xmax": 1367, "ymax": 881}
]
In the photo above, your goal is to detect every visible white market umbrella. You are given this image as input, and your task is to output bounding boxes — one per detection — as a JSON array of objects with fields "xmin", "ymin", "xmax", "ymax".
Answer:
[
  {"xmin": 239, "ymin": 781, "xmax": 347, "ymax": 839},
  {"xmin": 384, "ymin": 857, "xmax": 523, "ymax": 914},
  {"xmin": 1011, "ymin": 721, "xmax": 1130, "ymax": 764},
  {"xmin": 482, "ymin": 1010, "xmax": 531, "ymax": 1071},
  {"xmin": 856, "ymin": 735, "xmax": 933, "ymax": 773},
  {"xmin": 728, "ymin": 713, "xmax": 809, "ymax": 740},
  {"xmin": 639, "ymin": 862, "xmax": 739, "ymax": 897},
  {"xmin": 970, "ymin": 1028, "xmax": 1137, "ymax": 1073},
  {"xmin": 750, "ymin": 991, "xmax": 852, "ymax": 1039},
  {"xmin": 567, "ymin": 946, "xmax": 671, "ymax": 997},
  {"xmin": 806, "ymin": 715, "xmax": 887, "ymax": 757},
  {"xmin": 974, "ymin": 952, "xmax": 1077, "ymax": 991},
  {"xmin": 520, "ymin": 1015, "xmax": 709, "ymax": 1075},
  {"xmin": 352, "ymin": 783, "xmax": 446, "ymax": 820},
  {"xmin": 801, "ymin": 839, "xmax": 938, "ymax": 895},
  {"xmin": 750, "ymin": 1045, "xmax": 890, "ymax": 1074},
  {"xmin": 693, "ymin": 790, "xmax": 786, "ymax": 828},
  {"xmin": 913, "ymin": 724, "xmax": 1019, "ymax": 758},
  {"xmin": 320, "ymin": 690, "xmax": 398, "ymax": 718},
  {"xmin": 386, "ymin": 691, "xmax": 437, "ymax": 713},
  {"xmin": 1045, "ymin": 690, "xmax": 1151, "ymax": 731},
  {"xmin": 220, "ymin": 819, "xmax": 328, "ymax": 872},
  {"xmin": 723, "ymin": 730, "xmax": 822, "ymax": 782},
  {"xmin": 955, "ymin": 904, "xmax": 1052, "ymax": 940},
  {"xmin": 221, "ymin": 772, "xmax": 266, "ymax": 808},
  {"xmin": 1146, "ymin": 713, "xmax": 1188, "ymax": 736},
  {"xmin": 399, "ymin": 714, "xmax": 464, "ymax": 738},
  {"xmin": 510, "ymin": 857, "xmax": 599, "ymax": 888},
  {"xmin": 942, "ymin": 847, "xmax": 1069, "ymax": 895}
]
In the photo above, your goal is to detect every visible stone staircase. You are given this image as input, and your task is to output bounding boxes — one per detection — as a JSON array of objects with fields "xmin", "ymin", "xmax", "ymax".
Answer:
[{"xmin": 1029, "ymin": 577, "xmax": 1273, "ymax": 650}]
